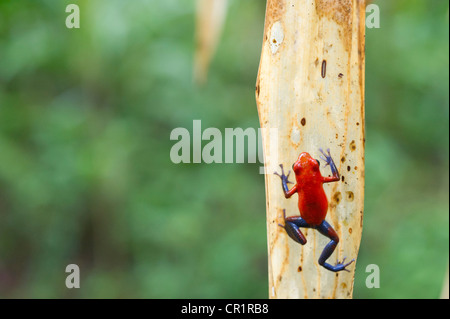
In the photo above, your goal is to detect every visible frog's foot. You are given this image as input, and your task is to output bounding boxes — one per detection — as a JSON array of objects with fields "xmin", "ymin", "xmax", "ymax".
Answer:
[
  {"xmin": 278, "ymin": 209, "xmax": 286, "ymax": 228},
  {"xmin": 274, "ymin": 164, "xmax": 293, "ymax": 184},
  {"xmin": 318, "ymin": 148, "xmax": 340, "ymax": 183},
  {"xmin": 322, "ymin": 257, "xmax": 355, "ymax": 273},
  {"xmin": 333, "ymin": 258, "xmax": 355, "ymax": 272},
  {"xmin": 319, "ymin": 148, "xmax": 333, "ymax": 167}
]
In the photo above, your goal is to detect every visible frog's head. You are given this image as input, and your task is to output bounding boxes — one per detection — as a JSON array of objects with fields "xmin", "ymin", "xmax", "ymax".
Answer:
[{"xmin": 292, "ymin": 152, "xmax": 320, "ymax": 175}]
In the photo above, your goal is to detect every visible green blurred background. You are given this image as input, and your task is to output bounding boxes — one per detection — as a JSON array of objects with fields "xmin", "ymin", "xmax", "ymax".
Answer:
[{"xmin": 0, "ymin": 0, "xmax": 448, "ymax": 298}]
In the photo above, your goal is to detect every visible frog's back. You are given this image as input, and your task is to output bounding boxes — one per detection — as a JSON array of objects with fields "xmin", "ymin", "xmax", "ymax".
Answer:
[{"xmin": 297, "ymin": 183, "xmax": 328, "ymax": 226}]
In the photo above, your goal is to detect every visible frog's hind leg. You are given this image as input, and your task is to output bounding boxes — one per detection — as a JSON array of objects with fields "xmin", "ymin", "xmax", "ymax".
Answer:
[
  {"xmin": 278, "ymin": 209, "xmax": 311, "ymax": 245},
  {"xmin": 316, "ymin": 220, "xmax": 355, "ymax": 272}
]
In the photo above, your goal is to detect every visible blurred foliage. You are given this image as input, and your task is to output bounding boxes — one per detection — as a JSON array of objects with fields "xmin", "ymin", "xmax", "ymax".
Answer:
[{"xmin": 0, "ymin": 0, "xmax": 448, "ymax": 298}]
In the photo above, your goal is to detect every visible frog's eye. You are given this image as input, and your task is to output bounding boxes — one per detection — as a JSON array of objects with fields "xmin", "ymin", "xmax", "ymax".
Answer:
[{"xmin": 316, "ymin": 159, "xmax": 320, "ymax": 166}]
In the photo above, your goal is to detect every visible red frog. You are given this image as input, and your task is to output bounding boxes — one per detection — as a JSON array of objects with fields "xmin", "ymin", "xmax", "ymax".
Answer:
[{"xmin": 274, "ymin": 148, "xmax": 354, "ymax": 272}]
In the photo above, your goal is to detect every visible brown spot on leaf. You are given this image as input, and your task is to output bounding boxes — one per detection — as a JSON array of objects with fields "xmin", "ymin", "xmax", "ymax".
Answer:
[
  {"xmin": 321, "ymin": 60, "xmax": 327, "ymax": 78},
  {"xmin": 350, "ymin": 140, "xmax": 356, "ymax": 151},
  {"xmin": 331, "ymin": 192, "xmax": 342, "ymax": 207},
  {"xmin": 301, "ymin": 118, "xmax": 306, "ymax": 126},
  {"xmin": 346, "ymin": 191, "xmax": 354, "ymax": 202}
]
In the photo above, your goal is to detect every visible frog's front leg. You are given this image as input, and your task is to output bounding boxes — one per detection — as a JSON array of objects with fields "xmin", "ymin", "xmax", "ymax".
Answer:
[
  {"xmin": 274, "ymin": 164, "xmax": 297, "ymax": 198},
  {"xmin": 316, "ymin": 220, "xmax": 354, "ymax": 272},
  {"xmin": 319, "ymin": 148, "xmax": 340, "ymax": 183}
]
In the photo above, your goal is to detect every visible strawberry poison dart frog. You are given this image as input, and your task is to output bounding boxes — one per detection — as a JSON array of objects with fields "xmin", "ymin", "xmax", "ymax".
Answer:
[{"xmin": 274, "ymin": 148, "xmax": 354, "ymax": 272}]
